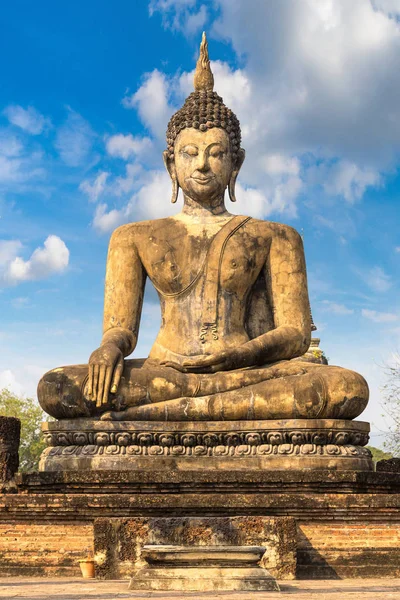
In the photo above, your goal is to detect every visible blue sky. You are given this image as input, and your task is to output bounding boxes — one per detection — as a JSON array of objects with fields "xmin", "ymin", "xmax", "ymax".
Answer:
[{"xmin": 0, "ymin": 0, "xmax": 399, "ymax": 448}]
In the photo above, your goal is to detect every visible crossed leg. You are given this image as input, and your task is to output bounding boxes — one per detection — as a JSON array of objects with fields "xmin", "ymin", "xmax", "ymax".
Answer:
[{"xmin": 38, "ymin": 358, "xmax": 368, "ymax": 421}]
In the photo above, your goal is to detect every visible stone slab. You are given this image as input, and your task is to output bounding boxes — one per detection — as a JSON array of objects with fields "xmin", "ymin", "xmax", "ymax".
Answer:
[
  {"xmin": 17, "ymin": 469, "xmax": 400, "ymax": 495},
  {"xmin": 39, "ymin": 418, "xmax": 373, "ymax": 472},
  {"xmin": 129, "ymin": 545, "xmax": 279, "ymax": 592},
  {"xmin": 3, "ymin": 491, "xmax": 400, "ymax": 521},
  {"xmin": 130, "ymin": 566, "xmax": 279, "ymax": 592}
]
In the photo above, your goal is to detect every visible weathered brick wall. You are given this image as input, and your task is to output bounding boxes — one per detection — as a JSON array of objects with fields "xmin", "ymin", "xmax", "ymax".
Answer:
[
  {"xmin": 1, "ymin": 518, "xmax": 400, "ymax": 579},
  {"xmin": 0, "ymin": 522, "xmax": 93, "ymax": 576},
  {"xmin": 297, "ymin": 521, "xmax": 400, "ymax": 579}
]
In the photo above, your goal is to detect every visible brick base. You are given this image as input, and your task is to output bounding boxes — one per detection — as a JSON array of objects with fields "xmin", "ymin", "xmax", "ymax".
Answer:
[
  {"xmin": 297, "ymin": 522, "xmax": 400, "ymax": 579},
  {"xmin": 1, "ymin": 470, "xmax": 399, "ymax": 579},
  {"xmin": 0, "ymin": 522, "xmax": 92, "ymax": 577}
]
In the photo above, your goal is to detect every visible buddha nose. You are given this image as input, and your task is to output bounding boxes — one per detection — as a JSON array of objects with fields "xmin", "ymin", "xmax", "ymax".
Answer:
[{"xmin": 196, "ymin": 150, "xmax": 210, "ymax": 172}]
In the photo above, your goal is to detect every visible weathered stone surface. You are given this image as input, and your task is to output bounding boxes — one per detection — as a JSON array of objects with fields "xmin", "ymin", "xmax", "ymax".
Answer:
[
  {"xmin": 36, "ymin": 34, "xmax": 369, "ymax": 427},
  {"xmin": 16, "ymin": 468, "xmax": 400, "ymax": 495},
  {"xmin": 130, "ymin": 545, "xmax": 279, "ymax": 592},
  {"xmin": 38, "ymin": 418, "xmax": 373, "ymax": 472},
  {"xmin": 0, "ymin": 416, "xmax": 20, "ymax": 493},
  {"xmin": 376, "ymin": 458, "xmax": 400, "ymax": 473},
  {"xmin": 94, "ymin": 517, "xmax": 296, "ymax": 582}
]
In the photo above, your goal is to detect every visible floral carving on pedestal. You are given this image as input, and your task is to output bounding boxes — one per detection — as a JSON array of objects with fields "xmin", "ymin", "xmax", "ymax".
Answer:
[{"xmin": 43, "ymin": 427, "xmax": 370, "ymax": 450}]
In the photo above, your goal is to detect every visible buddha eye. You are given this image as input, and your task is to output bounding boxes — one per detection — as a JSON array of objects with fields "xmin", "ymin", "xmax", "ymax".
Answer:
[
  {"xmin": 181, "ymin": 147, "xmax": 198, "ymax": 157},
  {"xmin": 209, "ymin": 148, "xmax": 225, "ymax": 159}
]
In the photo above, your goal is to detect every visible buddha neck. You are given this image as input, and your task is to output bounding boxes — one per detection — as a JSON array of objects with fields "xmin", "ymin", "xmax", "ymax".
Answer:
[{"xmin": 179, "ymin": 193, "xmax": 231, "ymax": 223}]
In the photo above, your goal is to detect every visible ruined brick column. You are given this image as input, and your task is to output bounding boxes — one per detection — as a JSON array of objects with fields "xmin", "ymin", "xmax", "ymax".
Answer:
[{"xmin": 0, "ymin": 416, "xmax": 21, "ymax": 493}]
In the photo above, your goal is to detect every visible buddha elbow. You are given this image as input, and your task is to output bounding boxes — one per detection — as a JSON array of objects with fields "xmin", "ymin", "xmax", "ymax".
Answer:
[
  {"xmin": 300, "ymin": 334, "xmax": 311, "ymax": 355},
  {"xmin": 293, "ymin": 331, "xmax": 311, "ymax": 358}
]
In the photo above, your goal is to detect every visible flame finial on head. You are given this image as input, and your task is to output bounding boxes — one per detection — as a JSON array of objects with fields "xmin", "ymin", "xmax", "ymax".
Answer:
[{"xmin": 194, "ymin": 32, "xmax": 214, "ymax": 92}]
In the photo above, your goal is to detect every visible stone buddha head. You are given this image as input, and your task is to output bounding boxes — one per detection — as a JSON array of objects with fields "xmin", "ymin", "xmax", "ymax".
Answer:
[{"xmin": 163, "ymin": 33, "xmax": 245, "ymax": 206}]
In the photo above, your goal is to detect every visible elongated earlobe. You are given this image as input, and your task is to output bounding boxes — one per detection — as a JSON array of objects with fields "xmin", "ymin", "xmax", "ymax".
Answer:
[
  {"xmin": 228, "ymin": 148, "xmax": 245, "ymax": 203},
  {"xmin": 163, "ymin": 150, "xmax": 179, "ymax": 204},
  {"xmin": 228, "ymin": 178, "xmax": 237, "ymax": 202},
  {"xmin": 171, "ymin": 177, "xmax": 179, "ymax": 204}
]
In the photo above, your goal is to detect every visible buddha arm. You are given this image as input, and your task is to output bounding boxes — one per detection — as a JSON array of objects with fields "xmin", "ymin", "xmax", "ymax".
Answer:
[
  {"xmin": 241, "ymin": 224, "xmax": 311, "ymax": 364},
  {"xmin": 101, "ymin": 224, "xmax": 146, "ymax": 356}
]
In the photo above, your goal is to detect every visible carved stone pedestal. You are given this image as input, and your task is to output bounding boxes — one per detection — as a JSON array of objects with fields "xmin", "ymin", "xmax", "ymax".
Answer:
[
  {"xmin": 129, "ymin": 544, "xmax": 279, "ymax": 592},
  {"xmin": 39, "ymin": 418, "xmax": 373, "ymax": 471}
]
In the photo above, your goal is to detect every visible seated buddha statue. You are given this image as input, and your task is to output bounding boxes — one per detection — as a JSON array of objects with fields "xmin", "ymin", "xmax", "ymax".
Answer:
[{"xmin": 37, "ymin": 34, "xmax": 368, "ymax": 423}]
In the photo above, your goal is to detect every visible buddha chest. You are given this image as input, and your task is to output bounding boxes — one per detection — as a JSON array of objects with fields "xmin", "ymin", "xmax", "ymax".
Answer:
[{"xmin": 138, "ymin": 219, "xmax": 270, "ymax": 299}]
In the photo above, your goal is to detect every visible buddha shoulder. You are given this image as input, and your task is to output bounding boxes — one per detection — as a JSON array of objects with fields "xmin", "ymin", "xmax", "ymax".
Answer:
[
  {"xmin": 108, "ymin": 217, "xmax": 176, "ymax": 248},
  {"xmin": 245, "ymin": 219, "xmax": 304, "ymax": 249}
]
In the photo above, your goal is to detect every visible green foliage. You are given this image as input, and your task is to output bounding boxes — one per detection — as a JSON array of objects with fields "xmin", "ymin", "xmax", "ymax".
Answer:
[
  {"xmin": 0, "ymin": 388, "xmax": 46, "ymax": 472},
  {"xmin": 366, "ymin": 445, "xmax": 393, "ymax": 463}
]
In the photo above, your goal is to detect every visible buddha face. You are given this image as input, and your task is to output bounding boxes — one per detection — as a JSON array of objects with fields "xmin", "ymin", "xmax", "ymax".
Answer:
[{"xmin": 166, "ymin": 127, "xmax": 243, "ymax": 204}]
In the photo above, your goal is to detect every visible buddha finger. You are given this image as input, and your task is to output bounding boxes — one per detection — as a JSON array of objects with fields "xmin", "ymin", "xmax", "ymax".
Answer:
[
  {"xmin": 97, "ymin": 365, "xmax": 107, "ymax": 407},
  {"xmin": 102, "ymin": 367, "xmax": 113, "ymax": 406},
  {"xmin": 210, "ymin": 361, "xmax": 229, "ymax": 373},
  {"xmin": 87, "ymin": 365, "xmax": 94, "ymax": 398},
  {"xmin": 160, "ymin": 361, "xmax": 186, "ymax": 372},
  {"xmin": 111, "ymin": 359, "xmax": 124, "ymax": 394},
  {"xmin": 183, "ymin": 353, "xmax": 226, "ymax": 368},
  {"xmin": 92, "ymin": 364, "xmax": 100, "ymax": 401}
]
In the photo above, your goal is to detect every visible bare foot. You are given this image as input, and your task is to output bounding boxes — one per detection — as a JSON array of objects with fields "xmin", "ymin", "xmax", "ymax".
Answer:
[{"xmin": 100, "ymin": 411, "xmax": 117, "ymax": 421}]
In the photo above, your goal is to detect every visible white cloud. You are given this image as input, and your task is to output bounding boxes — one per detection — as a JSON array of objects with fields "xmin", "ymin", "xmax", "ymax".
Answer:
[
  {"xmin": 106, "ymin": 134, "xmax": 153, "ymax": 160},
  {"xmin": 185, "ymin": 5, "xmax": 208, "ymax": 34},
  {"xmin": 149, "ymin": 0, "xmax": 196, "ymax": 13},
  {"xmin": 319, "ymin": 161, "xmax": 381, "ymax": 203},
  {"xmin": 3, "ymin": 105, "xmax": 50, "ymax": 135},
  {"xmin": 373, "ymin": 0, "xmax": 400, "ymax": 17},
  {"xmin": 263, "ymin": 154, "xmax": 300, "ymax": 177},
  {"xmin": 232, "ymin": 183, "xmax": 267, "ymax": 219},
  {"xmin": 122, "ymin": 70, "xmax": 173, "ymax": 140},
  {"xmin": 395, "ymin": 246, "xmax": 400, "ymax": 253},
  {"xmin": 362, "ymin": 308, "xmax": 398, "ymax": 322},
  {"xmin": 0, "ymin": 240, "xmax": 22, "ymax": 266},
  {"xmin": 11, "ymin": 297, "xmax": 29, "ymax": 309},
  {"xmin": 0, "ymin": 132, "xmax": 23, "ymax": 157},
  {"xmin": 133, "ymin": 170, "xmax": 178, "ymax": 220},
  {"xmin": 55, "ymin": 109, "xmax": 95, "ymax": 167},
  {"xmin": 93, "ymin": 203, "xmax": 125, "ymax": 233},
  {"xmin": 80, "ymin": 171, "xmax": 109, "ymax": 203},
  {"xmin": 3, "ymin": 235, "xmax": 69, "ymax": 284},
  {"xmin": 0, "ymin": 369, "xmax": 24, "ymax": 396},
  {"xmin": 0, "ymin": 155, "xmax": 25, "ymax": 184},
  {"xmin": 0, "ymin": 132, "xmax": 44, "ymax": 186},
  {"xmin": 92, "ymin": 170, "xmax": 177, "ymax": 233},
  {"xmin": 150, "ymin": 0, "xmax": 207, "ymax": 33},
  {"xmin": 214, "ymin": 0, "xmax": 400, "ymax": 164},
  {"xmin": 232, "ymin": 175, "xmax": 302, "ymax": 219},
  {"xmin": 322, "ymin": 300, "xmax": 354, "ymax": 315},
  {"xmin": 363, "ymin": 266, "xmax": 392, "ymax": 292}
]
